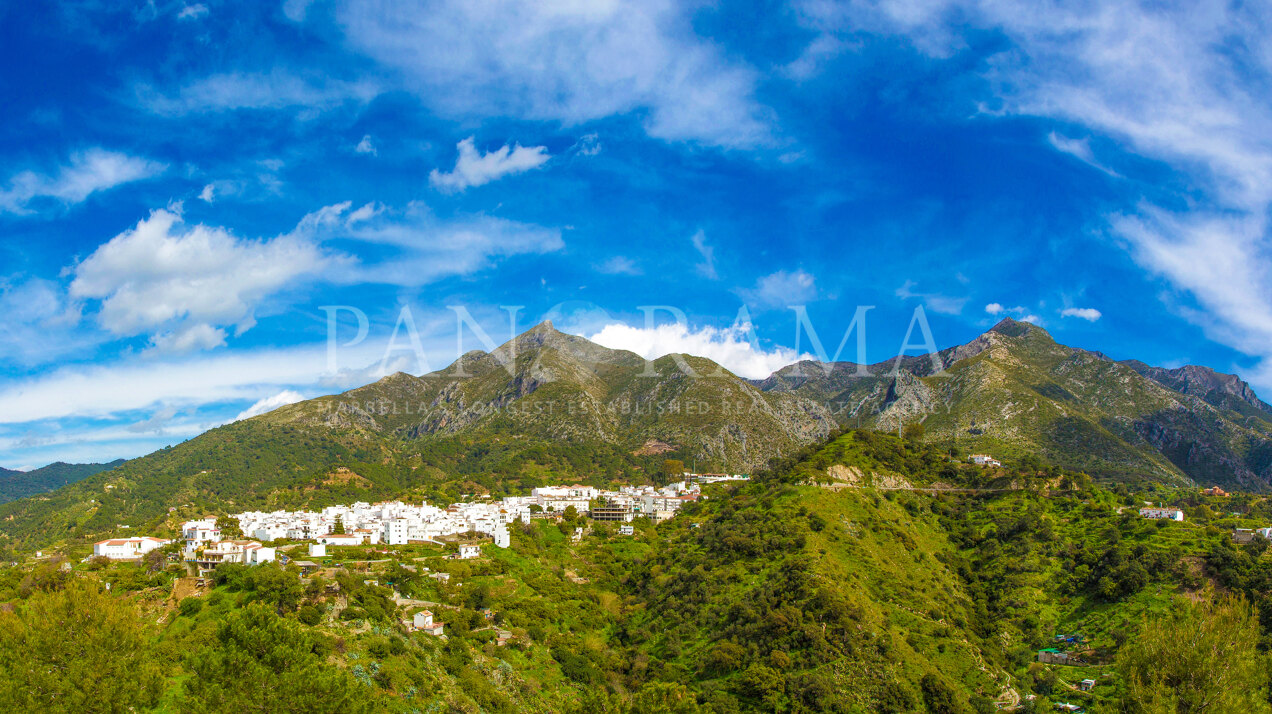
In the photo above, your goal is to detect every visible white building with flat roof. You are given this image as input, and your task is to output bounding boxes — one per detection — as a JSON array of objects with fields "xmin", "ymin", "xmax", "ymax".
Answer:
[
  {"xmin": 1139, "ymin": 507, "xmax": 1184, "ymax": 521},
  {"xmin": 93, "ymin": 537, "xmax": 169, "ymax": 560}
]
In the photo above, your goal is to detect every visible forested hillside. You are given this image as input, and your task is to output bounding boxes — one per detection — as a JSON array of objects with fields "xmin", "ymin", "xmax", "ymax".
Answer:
[
  {"xmin": 0, "ymin": 429, "xmax": 1269, "ymax": 712},
  {"xmin": 0, "ymin": 459, "xmax": 123, "ymax": 504}
]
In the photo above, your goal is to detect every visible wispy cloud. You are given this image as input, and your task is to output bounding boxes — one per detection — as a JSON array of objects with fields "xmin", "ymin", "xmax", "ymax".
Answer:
[
  {"xmin": 794, "ymin": 0, "xmax": 1272, "ymax": 386},
  {"xmin": 1047, "ymin": 132, "xmax": 1120, "ymax": 177},
  {"xmin": 336, "ymin": 0, "xmax": 773, "ymax": 148},
  {"xmin": 690, "ymin": 230, "xmax": 718, "ymax": 280},
  {"xmin": 429, "ymin": 137, "xmax": 550, "ymax": 193},
  {"xmin": 596, "ymin": 256, "xmax": 641, "ymax": 275},
  {"xmin": 738, "ymin": 269, "xmax": 817, "ymax": 309},
  {"xmin": 0, "ymin": 149, "xmax": 164, "ymax": 214},
  {"xmin": 177, "ymin": 4, "xmax": 208, "ymax": 20},
  {"xmin": 895, "ymin": 280, "xmax": 967, "ymax": 315},
  {"xmin": 139, "ymin": 70, "xmax": 378, "ymax": 116},
  {"xmin": 355, "ymin": 135, "xmax": 377, "ymax": 156}
]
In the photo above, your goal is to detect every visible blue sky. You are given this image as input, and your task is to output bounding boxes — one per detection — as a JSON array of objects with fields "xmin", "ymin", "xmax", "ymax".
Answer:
[{"xmin": 2, "ymin": 0, "xmax": 1271, "ymax": 469}]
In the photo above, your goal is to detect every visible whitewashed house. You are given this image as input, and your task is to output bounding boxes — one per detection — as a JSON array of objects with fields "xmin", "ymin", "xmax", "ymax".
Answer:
[
  {"xmin": 182, "ymin": 519, "xmax": 220, "ymax": 552},
  {"xmin": 619, "ymin": 525, "xmax": 635, "ymax": 536},
  {"xmin": 1139, "ymin": 507, "xmax": 1185, "ymax": 521},
  {"xmin": 969, "ymin": 454, "xmax": 1002, "ymax": 467},
  {"xmin": 414, "ymin": 609, "xmax": 444, "ymax": 636},
  {"xmin": 308, "ymin": 543, "xmax": 327, "ymax": 558},
  {"xmin": 92, "ymin": 537, "xmax": 169, "ymax": 560},
  {"xmin": 458, "ymin": 544, "xmax": 481, "ymax": 559}
]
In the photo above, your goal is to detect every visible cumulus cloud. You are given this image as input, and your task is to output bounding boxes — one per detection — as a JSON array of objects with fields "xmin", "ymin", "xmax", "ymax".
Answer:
[
  {"xmin": 1060, "ymin": 307, "xmax": 1102, "ymax": 321},
  {"xmin": 429, "ymin": 137, "xmax": 550, "ymax": 193},
  {"xmin": 984, "ymin": 302, "xmax": 1005, "ymax": 315},
  {"xmin": 690, "ymin": 230, "xmax": 718, "ymax": 280},
  {"xmin": 738, "ymin": 270, "xmax": 817, "ymax": 309},
  {"xmin": 336, "ymin": 0, "xmax": 772, "ymax": 148},
  {"xmin": 69, "ymin": 208, "xmax": 330, "ymax": 352},
  {"xmin": 587, "ymin": 321, "xmax": 813, "ymax": 380},
  {"xmin": 234, "ymin": 390, "xmax": 305, "ymax": 421},
  {"xmin": 0, "ymin": 149, "xmax": 164, "ymax": 214}
]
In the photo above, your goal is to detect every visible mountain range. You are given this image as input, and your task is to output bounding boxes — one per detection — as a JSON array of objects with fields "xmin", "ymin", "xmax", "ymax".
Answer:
[
  {"xmin": 0, "ymin": 460, "xmax": 125, "ymax": 505},
  {"xmin": 3, "ymin": 317, "xmax": 1271, "ymax": 547}
]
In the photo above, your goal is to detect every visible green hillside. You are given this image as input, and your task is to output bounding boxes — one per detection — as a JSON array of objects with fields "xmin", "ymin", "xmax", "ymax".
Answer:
[
  {"xmin": 1, "ymin": 429, "xmax": 1269, "ymax": 712},
  {"xmin": 0, "ymin": 459, "xmax": 124, "ymax": 504},
  {"xmin": 763, "ymin": 318, "xmax": 1272, "ymax": 490}
]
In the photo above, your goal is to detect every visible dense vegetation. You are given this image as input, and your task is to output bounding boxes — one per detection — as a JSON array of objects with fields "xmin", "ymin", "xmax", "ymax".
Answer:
[
  {"xmin": 0, "ymin": 429, "xmax": 1269, "ymax": 711},
  {"xmin": 0, "ymin": 459, "xmax": 123, "ymax": 504}
]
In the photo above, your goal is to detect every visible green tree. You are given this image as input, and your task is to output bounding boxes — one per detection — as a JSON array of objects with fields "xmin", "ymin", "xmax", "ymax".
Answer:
[
  {"xmin": 0, "ymin": 579, "xmax": 165, "ymax": 712},
  {"xmin": 1117, "ymin": 594, "xmax": 1271, "ymax": 713},
  {"xmin": 332, "ymin": 515, "xmax": 345, "ymax": 535},
  {"xmin": 632, "ymin": 681, "xmax": 701, "ymax": 713},
  {"xmin": 663, "ymin": 459, "xmax": 686, "ymax": 477},
  {"xmin": 902, "ymin": 422, "xmax": 925, "ymax": 443},
  {"xmin": 920, "ymin": 673, "xmax": 966, "ymax": 714},
  {"xmin": 183, "ymin": 602, "xmax": 374, "ymax": 713}
]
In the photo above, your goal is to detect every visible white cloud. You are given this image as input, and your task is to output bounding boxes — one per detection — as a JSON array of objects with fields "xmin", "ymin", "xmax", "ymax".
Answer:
[
  {"xmin": 738, "ymin": 270, "xmax": 817, "ymax": 308},
  {"xmin": 1047, "ymin": 132, "xmax": 1119, "ymax": 177},
  {"xmin": 336, "ymin": 0, "xmax": 772, "ymax": 148},
  {"xmin": 573, "ymin": 133, "xmax": 602, "ymax": 157},
  {"xmin": 690, "ymin": 230, "xmax": 718, "ymax": 280},
  {"xmin": 234, "ymin": 390, "xmax": 305, "ymax": 421},
  {"xmin": 429, "ymin": 137, "xmax": 550, "ymax": 193},
  {"xmin": 0, "ymin": 149, "xmax": 164, "ymax": 214},
  {"xmin": 177, "ymin": 4, "xmax": 208, "ymax": 20},
  {"xmin": 329, "ymin": 202, "xmax": 565, "ymax": 287},
  {"xmin": 198, "ymin": 183, "xmax": 215, "ymax": 202},
  {"xmin": 356, "ymin": 134, "xmax": 377, "ymax": 156},
  {"xmin": 69, "ymin": 208, "xmax": 330, "ymax": 350},
  {"xmin": 596, "ymin": 256, "xmax": 641, "ymax": 275},
  {"xmin": 985, "ymin": 302, "xmax": 1042, "ymax": 325},
  {"xmin": 794, "ymin": 0, "xmax": 1272, "ymax": 387},
  {"xmin": 895, "ymin": 279, "xmax": 967, "ymax": 315},
  {"xmin": 1060, "ymin": 307, "xmax": 1102, "ymax": 321},
  {"xmin": 587, "ymin": 321, "xmax": 813, "ymax": 380},
  {"xmin": 148, "ymin": 323, "xmax": 228, "ymax": 353},
  {"xmin": 140, "ymin": 71, "xmax": 378, "ymax": 116}
]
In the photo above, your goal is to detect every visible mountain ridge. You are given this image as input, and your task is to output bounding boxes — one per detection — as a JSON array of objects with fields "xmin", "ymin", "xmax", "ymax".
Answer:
[{"xmin": 3, "ymin": 318, "xmax": 1272, "ymax": 549}]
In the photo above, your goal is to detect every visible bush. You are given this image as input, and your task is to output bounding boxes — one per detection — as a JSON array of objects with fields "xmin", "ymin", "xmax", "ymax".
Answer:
[{"xmin": 179, "ymin": 597, "xmax": 204, "ymax": 617}]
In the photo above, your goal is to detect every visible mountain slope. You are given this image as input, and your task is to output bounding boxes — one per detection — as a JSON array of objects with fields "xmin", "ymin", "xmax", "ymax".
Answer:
[
  {"xmin": 762, "ymin": 319, "xmax": 1272, "ymax": 489},
  {"xmin": 0, "ymin": 323, "xmax": 835, "ymax": 548},
  {"xmin": 0, "ymin": 460, "xmax": 125, "ymax": 504},
  {"xmin": 264, "ymin": 321, "xmax": 835, "ymax": 471}
]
